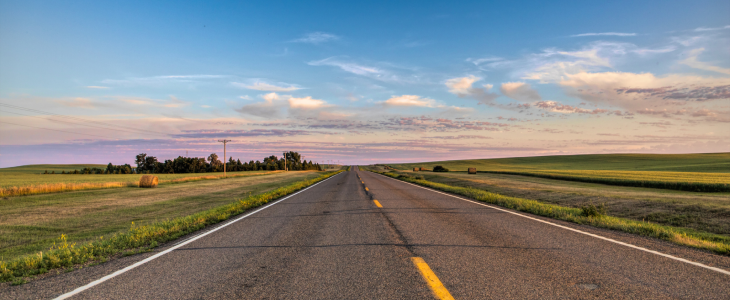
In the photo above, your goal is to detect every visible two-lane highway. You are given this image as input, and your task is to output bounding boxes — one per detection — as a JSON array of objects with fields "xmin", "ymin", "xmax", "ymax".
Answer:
[{"xmin": 4, "ymin": 166, "xmax": 730, "ymax": 299}]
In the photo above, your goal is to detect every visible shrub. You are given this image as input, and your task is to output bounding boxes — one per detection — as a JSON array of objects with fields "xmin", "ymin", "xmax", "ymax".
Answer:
[
  {"xmin": 581, "ymin": 203, "xmax": 607, "ymax": 217},
  {"xmin": 433, "ymin": 165, "xmax": 449, "ymax": 172}
]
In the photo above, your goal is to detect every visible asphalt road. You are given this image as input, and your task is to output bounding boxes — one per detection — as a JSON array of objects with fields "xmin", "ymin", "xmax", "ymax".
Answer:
[{"xmin": 4, "ymin": 166, "xmax": 730, "ymax": 299}]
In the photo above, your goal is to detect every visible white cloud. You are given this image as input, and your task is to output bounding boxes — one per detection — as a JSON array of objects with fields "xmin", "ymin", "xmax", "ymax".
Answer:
[
  {"xmin": 445, "ymin": 76, "xmax": 500, "ymax": 104},
  {"xmin": 239, "ymin": 95, "xmax": 252, "ymax": 100},
  {"xmin": 383, "ymin": 95, "xmax": 437, "ymax": 107},
  {"xmin": 693, "ymin": 25, "xmax": 730, "ymax": 32},
  {"xmin": 445, "ymin": 75, "xmax": 481, "ymax": 94},
  {"xmin": 289, "ymin": 96, "xmax": 327, "ymax": 109},
  {"xmin": 679, "ymin": 48, "xmax": 730, "ymax": 75},
  {"xmin": 500, "ymin": 82, "xmax": 542, "ymax": 102},
  {"xmin": 236, "ymin": 93, "xmax": 282, "ymax": 118},
  {"xmin": 263, "ymin": 93, "xmax": 280, "ymax": 102},
  {"xmin": 570, "ymin": 32, "xmax": 637, "ymax": 37},
  {"xmin": 233, "ymin": 81, "xmax": 303, "ymax": 92},
  {"xmin": 290, "ymin": 32, "xmax": 339, "ymax": 44}
]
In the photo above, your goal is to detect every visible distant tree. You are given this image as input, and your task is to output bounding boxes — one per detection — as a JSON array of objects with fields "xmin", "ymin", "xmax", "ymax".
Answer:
[
  {"xmin": 433, "ymin": 165, "xmax": 449, "ymax": 172},
  {"xmin": 144, "ymin": 156, "xmax": 159, "ymax": 173},
  {"xmin": 208, "ymin": 153, "xmax": 222, "ymax": 172},
  {"xmin": 135, "ymin": 153, "xmax": 147, "ymax": 172}
]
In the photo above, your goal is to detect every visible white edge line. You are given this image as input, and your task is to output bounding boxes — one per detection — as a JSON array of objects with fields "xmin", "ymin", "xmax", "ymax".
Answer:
[
  {"xmin": 54, "ymin": 173, "xmax": 343, "ymax": 300},
  {"xmin": 367, "ymin": 171, "xmax": 730, "ymax": 276}
]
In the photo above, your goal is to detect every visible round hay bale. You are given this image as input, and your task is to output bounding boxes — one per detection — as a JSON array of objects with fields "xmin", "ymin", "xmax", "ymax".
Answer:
[
  {"xmin": 468, "ymin": 168, "xmax": 477, "ymax": 174},
  {"xmin": 413, "ymin": 168, "xmax": 419, "ymax": 172},
  {"xmin": 139, "ymin": 175, "xmax": 159, "ymax": 188}
]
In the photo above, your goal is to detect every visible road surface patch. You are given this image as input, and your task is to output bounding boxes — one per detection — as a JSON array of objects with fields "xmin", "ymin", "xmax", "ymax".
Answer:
[{"xmin": 411, "ymin": 257, "xmax": 454, "ymax": 300}]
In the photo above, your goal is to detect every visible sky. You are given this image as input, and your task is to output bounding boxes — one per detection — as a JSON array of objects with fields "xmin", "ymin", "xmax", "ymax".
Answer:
[{"xmin": 0, "ymin": 0, "xmax": 729, "ymax": 167}]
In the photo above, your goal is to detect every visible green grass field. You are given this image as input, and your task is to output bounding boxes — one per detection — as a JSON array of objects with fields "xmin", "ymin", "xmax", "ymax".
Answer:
[
  {"xmin": 0, "ymin": 164, "xmax": 278, "ymax": 188},
  {"xmin": 0, "ymin": 171, "xmax": 323, "ymax": 260},
  {"xmin": 387, "ymin": 153, "xmax": 730, "ymax": 173},
  {"xmin": 0, "ymin": 164, "xmax": 108, "ymax": 174},
  {"xmin": 385, "ymin": 153, "xmax": 730, "ymax": 192}
]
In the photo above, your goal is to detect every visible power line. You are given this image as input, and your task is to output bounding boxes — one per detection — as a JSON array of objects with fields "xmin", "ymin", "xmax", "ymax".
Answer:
[
  {"xmin": 0, "ymin": 109, "xmax": 170, "ymax": 137},
  {"xmin": 0, "ymin": 103, "xmax": 172, "ymax": 137},
  {"xmin": 0, "ymin": 120, "xmax": 111, "ymax": 139}
]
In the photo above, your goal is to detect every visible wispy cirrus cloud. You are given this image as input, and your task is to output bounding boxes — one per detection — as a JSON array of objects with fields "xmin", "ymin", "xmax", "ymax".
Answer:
[
  {"xmin": 679, "ymin": 48, "xmax": 730, "ymax": 75},
  {"xmin": 570, "ymin": 32, "xmax": 637, "ymax": 37},
  {"xmin": 308, "ymin": 57, "xmax": 415, "ymax": 83},
  {"xmin": 693, "ymin": 25, "xmax": 730, "ymax": 32},
  {"xmin": 101, "ymin": 75, "xmax": 227, "ymax": 86},
  {"xmin": 309, "ymin": 57, "xmax": 381, "ymax": 76},
  {"xmin": 290, "ymin": 32, "xmax": 339, "ymax": 44},
  {"xmin": 232, "ymin": 80, "xmax": 303, "ymax": 92}
]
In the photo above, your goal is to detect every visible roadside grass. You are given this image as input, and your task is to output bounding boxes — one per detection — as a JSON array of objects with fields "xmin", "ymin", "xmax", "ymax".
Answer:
[
  {"xmin": 0, "ymin": 170, "xmax": 342, "ymax": 283},
  {"xmin": 364, "ymin": 168, "xmax": 730, "ymax": 256},
  {"xmin": 0, "ymin": 170, "xmax": 282, "ymax": 197}
]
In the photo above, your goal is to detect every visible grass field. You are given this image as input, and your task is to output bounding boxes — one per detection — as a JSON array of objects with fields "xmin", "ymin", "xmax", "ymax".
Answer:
[
  {"xmin": 0, "ymin": 164, "xmax": 108, "ymax": 174},
  {"xmin": 0, "ymin": 171, "xmax": 323, "ymax": 260},
  {"xmin": 386, "ymin": 153, "xmax": 730, "ymax": 192},
  {"xmin": 0, "ymin": 165, "xmax": 280, "ymax": 188},
  {"xmin": 387, "ymin": 153, "xmax": 730, "ymax": 173}
]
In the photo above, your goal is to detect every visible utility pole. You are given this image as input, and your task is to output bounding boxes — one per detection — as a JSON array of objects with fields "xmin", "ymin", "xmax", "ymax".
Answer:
[
  {"xmin": 218, "ymin": 139, "xmax": 231, "ymax": 177},
  {"xmin": 283, "ymin": 151, "xmax": 287, "ymax": 171}
]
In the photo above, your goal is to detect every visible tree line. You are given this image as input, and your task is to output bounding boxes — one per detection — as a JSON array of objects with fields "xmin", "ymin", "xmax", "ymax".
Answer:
[{"xmin": 54, "ymin": 151, "xmax": 321, "ymax": 174}]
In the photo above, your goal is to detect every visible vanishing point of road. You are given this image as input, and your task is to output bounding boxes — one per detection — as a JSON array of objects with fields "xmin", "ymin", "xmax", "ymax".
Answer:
[{"xmin": 5, "ymin": 167, "xmax": 730, "ymax": 299}]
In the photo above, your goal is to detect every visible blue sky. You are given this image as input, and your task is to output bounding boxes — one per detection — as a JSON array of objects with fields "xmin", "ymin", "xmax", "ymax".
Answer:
[{"xmin": 1, "ymin": 0, "xmax": 729, "ymax": 167}]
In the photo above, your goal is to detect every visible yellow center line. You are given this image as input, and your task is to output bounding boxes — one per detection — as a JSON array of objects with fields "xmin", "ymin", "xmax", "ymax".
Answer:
[
  {"xmin": 411, "ymin": 257, "xmax": 455, "ymax": 300},
  {"xmin": 373, "ymin": 200, "xmax": 383, "ymax": 208},
  {"xmin": 365, "ymin": 187, "xmax": 369, "ymax": 191}
]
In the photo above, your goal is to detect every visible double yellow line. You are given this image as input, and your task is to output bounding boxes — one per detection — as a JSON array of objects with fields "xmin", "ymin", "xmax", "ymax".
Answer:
[{"xmin": 359, "ymin": 173, "xmax": 453, "ymax": 299}]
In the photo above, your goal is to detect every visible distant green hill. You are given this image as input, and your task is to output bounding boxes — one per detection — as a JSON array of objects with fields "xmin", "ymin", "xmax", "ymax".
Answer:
[
  {"xmin": 0, "ymin": 164, "xmax": 108, "ymax": 174},
  {"xmin": 385, "ymin": 153, "xmax": 730, "ymax": 173}
]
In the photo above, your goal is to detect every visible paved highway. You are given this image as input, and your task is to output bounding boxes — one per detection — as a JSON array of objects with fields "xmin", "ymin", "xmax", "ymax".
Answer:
[{"xmin": 4, "ymin": 166, "xmax": 730, "ymax": 299}]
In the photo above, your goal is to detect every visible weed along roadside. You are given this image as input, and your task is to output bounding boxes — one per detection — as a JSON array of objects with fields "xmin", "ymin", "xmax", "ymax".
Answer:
[
  {"xmin": 0, "ymin": 170, "xmax": 343, "ymax": 284},
  {"xmin": 363, "ymin": 168, "xmax": 730, "ymax": 256}
]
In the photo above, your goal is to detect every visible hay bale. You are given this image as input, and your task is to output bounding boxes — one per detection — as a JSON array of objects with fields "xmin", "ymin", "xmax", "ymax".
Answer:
[
  {"xmin": 419, "ymin": 167, "xmax": 425, "ymax": 171},
  {"xmin": 413, "ymin": 168, "xmax": 419, "ymax": 172},
  {"xmin": 468, "ymin": 168, "xmax": 477, "ymax": 174},
  {"xmin": 139, "ymin": 175, "xmax": 159, "ymax": 188}
]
